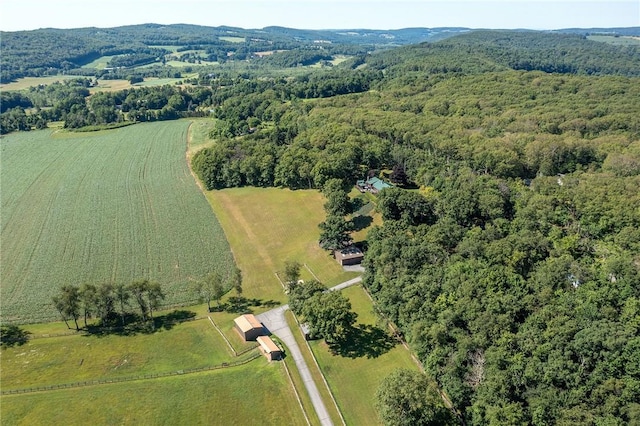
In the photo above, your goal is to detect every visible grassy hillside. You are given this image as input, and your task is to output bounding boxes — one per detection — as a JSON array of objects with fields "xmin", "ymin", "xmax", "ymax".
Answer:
[
  {"xmin": 1, "ymin": 359, "xmax": 306, "ymax": 425},
  {"xmin": 0, "ymin": 121, "xmax": 234, "ymax": 323}
]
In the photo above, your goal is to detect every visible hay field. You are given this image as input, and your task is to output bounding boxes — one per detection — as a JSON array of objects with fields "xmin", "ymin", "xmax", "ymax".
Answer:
[
  {"xmin": 1, "ymin": 121, "xmax": 234, "ymax": 323},
  {"xmin": 0, "ymin": 76, "xmax": 80, "ymax": 92},
  {"xmin": 206, "ymin": 187, "xmax": 358, "ymax": 306}
]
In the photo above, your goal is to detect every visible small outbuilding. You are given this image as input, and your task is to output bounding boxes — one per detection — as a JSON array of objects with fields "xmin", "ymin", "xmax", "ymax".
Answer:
[
  {"xmin": 257, "ymin": 335, "xmax": 282, "ymax": 361},
  {"xmin": 334, "ymin": 245, "xmax": 364, "ymax": 266},
  {"xmin": 300, "ymin": 322, "xmax": 312, "ymax": 340},
  {"xmin": 233, "ymin": 314, "xmax": 264, "ymax": 341}
]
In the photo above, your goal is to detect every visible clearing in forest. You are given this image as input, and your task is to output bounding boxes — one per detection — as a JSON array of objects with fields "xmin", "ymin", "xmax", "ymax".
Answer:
[{"xmin": 206, "ymin": 187, "xmax": 359, "ymax": 306}]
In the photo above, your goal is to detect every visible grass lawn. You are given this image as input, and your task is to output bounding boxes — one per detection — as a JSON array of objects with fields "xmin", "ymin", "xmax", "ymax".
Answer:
[
  {"xmin": 350, "ymin": 188, "xmax": 382, "ymax": 244},
  {"xmin": 1, "ymin": 359, "xmax": 307, "ymax": 426},
  {"xmin": 205, "ymin": 187, "xmax": 359, "ymax": 307},
  {"xmin": 0, "ymin": 318, "xmax": 238, "ymax": 390},
  {"xmin": 286, "ymin": 310, "xmax": 344, "ymax": 425},
  {"xmin": 310, "ymin": 284, "xmax": 421, "ymax": 426}
]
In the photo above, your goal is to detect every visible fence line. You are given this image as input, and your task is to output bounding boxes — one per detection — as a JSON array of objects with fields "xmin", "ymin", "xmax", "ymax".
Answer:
[
  {"xmin": 1, "ymin": 353, "xmax": 261, "ymax": 396},
  {"xmin": 303, "ymin": 264, "xmax": 321, "ymax": 282},
  {"xmin": 282, "ymin": 360, "xmax": 311, "ymax": 426},
  {"xmin": 291, "ymin": 310, "xmax": 346, "ymax": 426},
  {"xmin": 207, "ymin": 316, "xmax": 237, "ymax": 356}
]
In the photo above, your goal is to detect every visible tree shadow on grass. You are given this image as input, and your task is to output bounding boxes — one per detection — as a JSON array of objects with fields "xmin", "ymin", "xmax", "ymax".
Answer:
[
  {"xmin": 352, "ymin": 215, "xmax": 374, "ymax": 232},
  {"xmin": 83, "ymin": 310, "xmax": 196, "ymax": 337},
  {"xmin": 222, "ymin": 296, "xmax": 280, "ymax": 314},
  {"xmin": 327, "ymin": 324, "xmax": 396, "ymax": 359}
]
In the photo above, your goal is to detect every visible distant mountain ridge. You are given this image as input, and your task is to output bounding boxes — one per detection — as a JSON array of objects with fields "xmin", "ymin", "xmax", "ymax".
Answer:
[{"xmin": 1, "ymin": 24, "xmax": 639, "ymax": 83}]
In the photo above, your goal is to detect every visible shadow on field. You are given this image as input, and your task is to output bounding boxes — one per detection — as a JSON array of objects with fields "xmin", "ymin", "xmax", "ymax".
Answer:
[
  {"xmin": 327, "ymin": 324, "xmax": 396, "ymax": 359},
  {"xmin": 213, "ymin": 296, "xmax": 280, "ymax": 314},
  {"xmin": 352, "ymin": 215, "xmax": 374, "ymax": 232},
  {"xmin": 83, "ymin": 310, "xmax": 196, "ymax": 337}
]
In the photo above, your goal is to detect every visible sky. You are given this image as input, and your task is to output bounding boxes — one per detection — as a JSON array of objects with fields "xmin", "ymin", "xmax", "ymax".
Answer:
[{"xmin": 1, "ymin": 0, "xmax": 638, "ymax": 32}]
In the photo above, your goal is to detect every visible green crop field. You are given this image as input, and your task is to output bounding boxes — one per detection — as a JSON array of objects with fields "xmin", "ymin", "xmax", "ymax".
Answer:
[
  {"xmin": 0, "ymin": 121, "xmax": 234, "ymax": 323},
  {"xmin": 310, "ymin": 285, "xmax": 421, "ymax": 425},
  {"xmin": 1, "ymin": 360, "xmax": 307, "ymax": 425}
]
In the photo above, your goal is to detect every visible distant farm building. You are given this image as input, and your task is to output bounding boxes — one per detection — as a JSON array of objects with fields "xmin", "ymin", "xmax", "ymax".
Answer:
[
  {"xmin": 233, "ymin": 314, "xmax": 264, "ymax": 341},
  {"xmin": 356, "ymin": 177, "xmax": 394, "ymax": 194},
  {"xmin": 335, "ymin": 245, "xmax": 364, "ymax": 266},
  {"xmin": 257, "ymin": 336, "xmax": 282, "ymax": 361}
]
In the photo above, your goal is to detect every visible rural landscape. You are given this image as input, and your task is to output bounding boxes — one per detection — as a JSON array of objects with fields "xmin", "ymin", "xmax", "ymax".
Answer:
[{"xmin": 1, "ymin": 20, "xmax": 640, "ymax": 426}]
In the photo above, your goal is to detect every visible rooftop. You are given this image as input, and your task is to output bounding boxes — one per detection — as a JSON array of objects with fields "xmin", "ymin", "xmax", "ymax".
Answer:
[
  {"xmin": 335, "ymin": 246, "xmax": 364, "ymax": 260},
  {"xmin": 257, "ymin": 335, "xmax": 280, "ymax": 353},
  {"xmin": 234, "ymin": 314, "xmax": 263, "ymax": 332}
]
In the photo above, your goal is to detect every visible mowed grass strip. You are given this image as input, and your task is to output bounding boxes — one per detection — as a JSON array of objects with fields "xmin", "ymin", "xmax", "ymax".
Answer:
[
  {"xmin": 0, "ymin": 121, "xmax": 234, "ymax": 322},
  {"xmin": 1, "ymin": 360, "xmax": 307, "ymax": 426},
  {"xmin": 309, "ymin": 285, "xmax": 421, "ymax": 426},
  {"xmin": 206, "ymin": 187, "xmax": 358, "ymax": 306},
  {"xmin": 285, "ymin": 310, "xmax": 344, "ymax": 426},
  {"xmin": 0, "ymin": 318, "xmax": 236, "ymax": 390}
]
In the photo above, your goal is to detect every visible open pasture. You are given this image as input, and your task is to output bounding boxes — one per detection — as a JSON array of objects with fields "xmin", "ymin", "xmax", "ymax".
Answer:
[
  {"xmin": 80, "ymin": 55, "xmax": 119, "ymax": 69},
  {"xmin": 0, "ymin": 318, "xmax": 236, "ymax": 390},
  {"xmin": 1, "ymin": 360, "xmax": 306, "ymax": 426},
  {"xmin": 309, "ymin": 285, "xmax": 421, "ymax": 425},
  {"xmin": 1, "ymin": 121, "xmax": 234, "ymax": 323},
  {"xmin": 205, "ymin": 187, "xmax": 358, "ymax": 306},
  {"xmin": 0, "ymin": 76, "xmax": 81, "ymax": 92}
]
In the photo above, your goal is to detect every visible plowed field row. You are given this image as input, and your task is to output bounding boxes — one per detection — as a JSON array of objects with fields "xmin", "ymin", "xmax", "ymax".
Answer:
[{"xmin": 1, "ymin": 121, "xmax": 234, "ymax": 323}]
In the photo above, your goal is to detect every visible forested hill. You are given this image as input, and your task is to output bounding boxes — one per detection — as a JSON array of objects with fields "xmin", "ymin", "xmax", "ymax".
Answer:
[
  {"xmin": 187, "ymin": 30, "xmax": 640, "ymax": 424},
  {"xmin": 366, "ymin": 30, "xmax": 640, "ymax": 78},
  {"xmin": 2, "ymin": 24, "xmax": 639, "ymax": 83},
  {"xmin": 0, "ymin": 24, "xmax": 463, "ymax": 83}
]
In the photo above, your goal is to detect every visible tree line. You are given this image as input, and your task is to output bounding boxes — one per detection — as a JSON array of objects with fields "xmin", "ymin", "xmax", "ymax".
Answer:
[
  {"xmin": 50, "ymin": 266, "xmax": 242, "ymax": 331},
  {"xmin": 51, "ymin": 280, "xmax": 165, "ymax": 331}
]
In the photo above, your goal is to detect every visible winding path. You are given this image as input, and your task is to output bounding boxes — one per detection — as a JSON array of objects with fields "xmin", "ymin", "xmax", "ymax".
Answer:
[{"xmin": 256, "ymin": 275, "xmax": 363, "ymax": 426}]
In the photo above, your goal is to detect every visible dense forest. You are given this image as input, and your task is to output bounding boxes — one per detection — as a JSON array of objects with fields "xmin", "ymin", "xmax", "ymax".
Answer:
[
  {"xmin": 3, "ymin": 28, "xmax": 640, "ymax": 424},
  {"xmin": 189, "ymin": 31, "xmax": 640, "ymax": 425},
  {"xmin": 0, "ymin": 24, "xmax": 461, "ymax": 83}
]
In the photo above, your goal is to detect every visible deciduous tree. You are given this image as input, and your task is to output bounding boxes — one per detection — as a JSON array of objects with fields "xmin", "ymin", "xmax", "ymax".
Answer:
[{"xmin": 375, "ymin": 369, "xmax": 454, "ymax": 426}]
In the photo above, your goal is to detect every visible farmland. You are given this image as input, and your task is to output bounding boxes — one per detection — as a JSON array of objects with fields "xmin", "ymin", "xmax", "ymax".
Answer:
[
  {"xmin": 0, "ymin": 121, "xmax": 235, "ymax": 323},
  {"xmin": 1, "ymin": 319, "xmax": 304, "ymax": 425},
  {"xmin": 205, "ymin": 187, "xmax": 359, "ymax": 306}
]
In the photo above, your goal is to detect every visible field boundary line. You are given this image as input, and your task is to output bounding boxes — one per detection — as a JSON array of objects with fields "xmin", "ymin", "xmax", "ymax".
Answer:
[
  {"xmin": 282, "ymin": 360, "xmax": 312, "ymax": 426},
  {"xmin": 274, "ymin": 272, "xmax": 286, "ymax": 290},
  {"xmin": 0, "ymin": 353, "xmax": 261, "ymax": 396},
  {"xmin": 304, "ymin": 264, "xmax": 321, "ymax": 282},
  {"xmin": 207, "ymin": 316, "xmax": 237, "ymax": 356}
]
